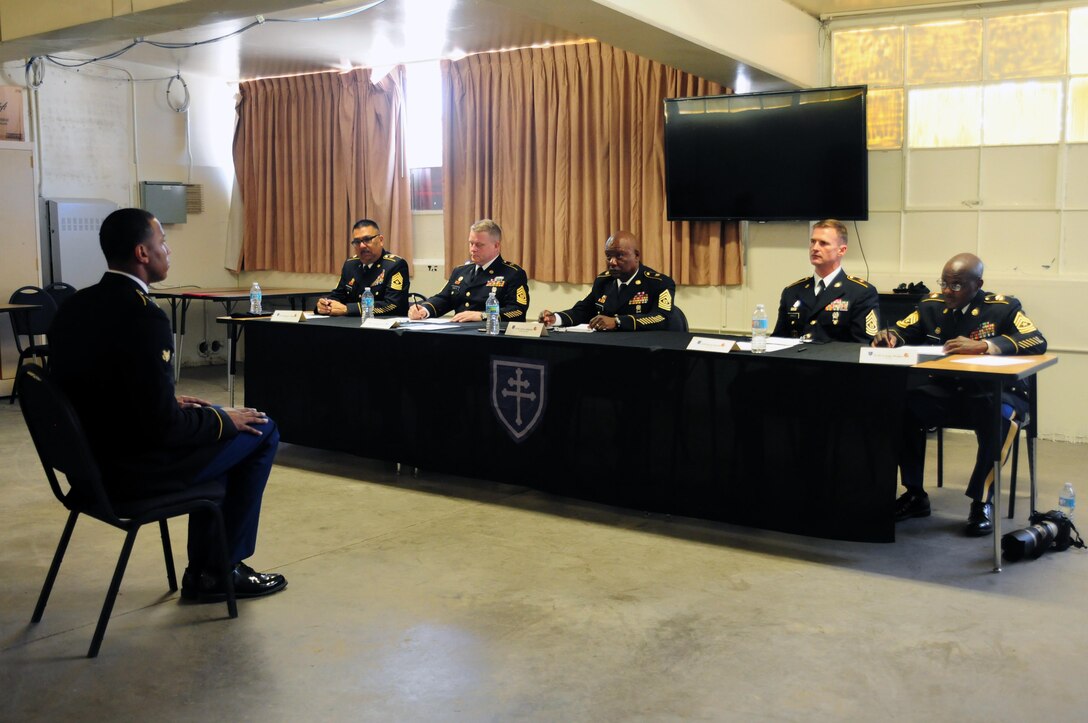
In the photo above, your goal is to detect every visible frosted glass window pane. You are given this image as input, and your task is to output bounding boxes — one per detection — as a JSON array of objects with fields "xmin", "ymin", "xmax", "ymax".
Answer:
[
  {"xmin": 983, "ymin": 81, "xmax": 1062, "ymax": 145},
  {"xmin": 1069, "ymin": 77, "xmax": 1088, "ymax": 143},
  {"xmin": 833, "ymin": 27, "xmax": 903, "ymax": 86},
  {"xmin": 908, "ymin": 86, "xmax": 981, "ymax": 148},
  {"xmin": 986, "ymin": 12, "xmax": 1066, "ymax": 79},
  {"xmin": 907, "ymin": 20, "xmax": 982, "ymax": 85},
  {"xmin": 866, "ymin": 88, "xmax": 903, "ymax": 149},
  {"xmin": 1070, "ymin": 8, "xmax": 1088, "ymax": 74}
]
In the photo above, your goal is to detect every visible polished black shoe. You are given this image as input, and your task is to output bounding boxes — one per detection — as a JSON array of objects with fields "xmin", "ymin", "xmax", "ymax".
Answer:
[
  {"xmin": 894, "ymin": 490, "xmax": 931, "ymax": 522},
  {"xmin": 965, "ymin": 501, "xmax": 994, "ymax": 537},
  {"xmin": 181, "ymin": 562, "xmax": 287, "ymax": 603}
]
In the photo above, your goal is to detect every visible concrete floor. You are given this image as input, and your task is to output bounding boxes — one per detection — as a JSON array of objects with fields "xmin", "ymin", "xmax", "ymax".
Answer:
[{"xmin": 1, "ymin": 365, "xmax": 1087, "ymax": 721}]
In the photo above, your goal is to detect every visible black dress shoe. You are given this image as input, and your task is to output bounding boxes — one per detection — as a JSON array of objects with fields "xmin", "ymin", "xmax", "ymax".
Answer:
[
  {"xmin": 894, "ymin": 490, "xmax": 931, "ymax": 522},
  {"xmin": 965, "ymin": 501, "xmax": 994, "ymax": 536},
  {"xmin": 181, "ymin": 562, "xmax": 287, "ymax": 603}
]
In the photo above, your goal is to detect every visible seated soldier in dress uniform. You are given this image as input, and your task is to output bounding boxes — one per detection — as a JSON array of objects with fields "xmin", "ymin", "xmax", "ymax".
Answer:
[
  {"xmin": 537, "ymin": 230, "xmax": 675, "ymax": 331},
  {"xmin": 407, "ymin": 219, "xmax": 529, "ymax": 323},
  {"xmin": 315, "ymin": 218, "xmax": 410, "ymax": 317},
  {"xmin": 772, "ymin": 219, "xmax": 879, "ymax": 343},
  {"xmin": 873, "ymin": 252, "xmax": 1047, "ymax": 536}
]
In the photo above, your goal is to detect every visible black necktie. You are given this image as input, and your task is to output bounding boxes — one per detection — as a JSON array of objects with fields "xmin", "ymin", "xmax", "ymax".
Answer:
[
  {"xmin": 471, "ymin": 266, "xmax": 480, "ymax": 281},
  {"xmin": 815, "ymin": 279, "xmax": 825, "ymax": 296}
]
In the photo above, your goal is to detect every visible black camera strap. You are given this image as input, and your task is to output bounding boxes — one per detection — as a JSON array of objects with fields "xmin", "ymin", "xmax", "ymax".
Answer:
[{"xmin": 1068, "ymin": 519, "xmax": 1086, "ymax": 550}]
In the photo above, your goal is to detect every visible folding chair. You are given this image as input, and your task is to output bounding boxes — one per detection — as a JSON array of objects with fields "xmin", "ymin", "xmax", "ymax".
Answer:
[{"xmin": 16, "ymin": 364, "xmax": 237, "ymax": 658}]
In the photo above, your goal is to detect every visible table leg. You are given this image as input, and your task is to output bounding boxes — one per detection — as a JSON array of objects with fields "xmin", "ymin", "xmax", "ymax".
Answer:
[
  {"xmin": 992, "ymin": 378, "xmax": 1003, "ymax": 572},
  {"xmin": 227, "ymin": 321, "xmax": 242, "ymax": 407},
  {"xmin": 220, "ymin": 301, "xmax": 238, "ymax": 396}
]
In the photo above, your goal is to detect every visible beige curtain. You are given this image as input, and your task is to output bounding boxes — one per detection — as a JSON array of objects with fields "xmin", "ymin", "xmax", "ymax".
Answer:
[
  {"xmin": 441, "ymin": 42, "xmax": 742, "ymax": 286},
  {"xmin": 233, "ymin": 67, "xmax": 412, "ymax": 273}
]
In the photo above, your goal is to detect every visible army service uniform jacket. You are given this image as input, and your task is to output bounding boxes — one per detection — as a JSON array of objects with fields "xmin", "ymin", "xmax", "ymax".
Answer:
[
  {"xmin": 320, "ymin": 253, "xmax": 410, "ymax": 316},
  {"xmin": 49, "ymin": 272, "xmax": 238, "ymax": 500},
  {"xmin": 555, "ymin": 266, "xmax": 676, "ymax": 331},
  {"xmin": 886, "ymin": 289, "xmax": 1046, "ymax": 356},
  {"xmin": 420, "ymin": 255, "xmax": 529, "ymax": 321},
  {"xmin": 772, "ymin": 271, "xmax": 879, "ymax": 343}
]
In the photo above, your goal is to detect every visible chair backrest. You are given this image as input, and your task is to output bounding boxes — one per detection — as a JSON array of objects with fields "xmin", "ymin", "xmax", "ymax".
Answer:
[
  {"xmin": 44, "ymin": 282, "xmax": 78, "ymax": 310},
  {"xmin": 668, "ymin": 305, "xmax": 690, "ymax": 332},
  {"xmin": 7, "ymin": 286, "xmax": 58, "ymax": 340},
  {"xmin": 16, "ymin": 364, "xmax": 116, "ymax": 520}
]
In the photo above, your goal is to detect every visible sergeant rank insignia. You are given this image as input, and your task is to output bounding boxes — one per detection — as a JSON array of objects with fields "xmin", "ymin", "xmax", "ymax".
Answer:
[{"xmin": 658, "ymin": 289, "xmax": 673, "ymax": 311}]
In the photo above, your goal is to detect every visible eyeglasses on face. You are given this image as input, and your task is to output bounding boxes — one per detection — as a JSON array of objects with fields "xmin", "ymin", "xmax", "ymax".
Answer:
[
  {"xmin": 352, "ymin": 234, "xmax": 381, "ymax": 245},
  {"xmin": 937, "ymin": 279, "xmax": 965, "ymax": 292}
]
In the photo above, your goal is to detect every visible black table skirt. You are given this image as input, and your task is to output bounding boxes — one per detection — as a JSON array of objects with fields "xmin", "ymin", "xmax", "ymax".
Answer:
[{"xmin": 245, "ymin": 320, "xmax": 907, "ymax": 542}]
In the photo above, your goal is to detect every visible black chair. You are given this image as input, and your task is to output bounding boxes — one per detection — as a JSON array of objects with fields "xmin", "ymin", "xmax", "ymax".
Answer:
[
  {"xmin": 8, "ymin": 286, "xmax": 58, "ymax": 403},
  {"xmin": 44, "ymin": 281, "xmax": 78, "ymax": 310},
  {"xmin": 934, "ymin": 380, "xmax": 1034, "ymax": 520},
  {"xmin": 668, "ymin": 305, "xmax": 690, "ymax": 332},
  {"xmin": 16, "ymin": 364, "xmax": 237, "ymax": 658}
]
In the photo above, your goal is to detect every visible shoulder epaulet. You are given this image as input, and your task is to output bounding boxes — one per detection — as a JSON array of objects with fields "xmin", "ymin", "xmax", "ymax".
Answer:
[
  {"xmin": 350, "ymin": 255, "xmax": 360, "ymax": 261},
  {"xmin": 382, "ymin": 253, "xmax": 402, "ymax": 261},
  {"xmin": 846, "ymin": 275, "xmax": 871, "ymax": 288},
  {"xmin": 786, "ymin": 277, "xmax": 809, "ymax": 289},
  {"xmin": 921, "ymin": 293, "xmax": 944, "ymax": 302},
  {"xmin": 596, "ymin": 271, "xmax": 611, "ymax": 279},
  {"xmin": 642, "ymin": 269, "xmax": 662, "ymax": 279},
  {"xmin": 505, "ymin": 261, "xmax": 524, "ymax": 271},
  {"xmin": 984, "ymin": 293, "xmax": 1012, "ymax": 304}
]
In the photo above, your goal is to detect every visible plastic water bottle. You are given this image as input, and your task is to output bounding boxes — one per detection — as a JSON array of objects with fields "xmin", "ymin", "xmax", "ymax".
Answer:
[
  {"xmin": 485, "ymin": 288, "xmax": 500, "ymax": 335},
  {"xmin": 249, "ymin": 282, "xmax": 262, "ymax": 314},
  {"xmin": 1059, "ymin": 483, "xmax": 1076, "ymax": 519},
  {"xmin": 361, "ymin": 287, "xmax": 374, "ymax": 321},
  {"xmin": 751, "ymin": 303, "xmax": 768, "ymax": 353}
]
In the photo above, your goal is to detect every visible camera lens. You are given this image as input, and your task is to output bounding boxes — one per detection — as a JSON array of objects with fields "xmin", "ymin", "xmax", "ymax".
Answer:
[{"xmin": 1001, "ymin": 521, "xmax": 1057, "ymax": 561}]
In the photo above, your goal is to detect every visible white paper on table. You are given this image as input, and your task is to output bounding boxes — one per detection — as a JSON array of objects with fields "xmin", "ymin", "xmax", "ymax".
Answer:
[
  {"xmin": 950, "ymin": 355, "xmax": 1027, "ymax": 366},
  {"xmin": 896, "ymin": 344, "xmax": 944, "ymax": 355},
  {"xmin": 303, "ymin": 312, "xmax": 324, "ymax": 320},
  {"xmin": 735, "ymin": 336, "xmax": 804, "ymax": 352},
  {"xmin": 404, "ymin": 316, "xmax": 452, "ymax": 324},
  {"xmin": 553, "ymin": 324, "xmax": 594, "ymax": 333},
  {"xmin": 400, "ymin": 321, "xmax": 464, "ymax": 332}
]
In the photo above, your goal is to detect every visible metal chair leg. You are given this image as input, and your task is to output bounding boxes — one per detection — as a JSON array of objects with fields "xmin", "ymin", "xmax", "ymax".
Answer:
[
  {"xmin": 159, "ymin": 519, "xmax": 178, "ymax": 591},
  {"xmin": 936, "ymin": 427, "xmax": 944, "ymax": 487},
  {"xmin": 88, "ymin": 527, "xmax": 139, "ymax": 658},
  {"xmin": 1008, "ymin": 427, "xmax": 1021, "ymax": 519},
  {"xmin": 32, "ymin": 510, "xmax": 79, "ymax": 623},
  {"xmin": 211, "ymin": 507, "xmax": 238, "ymax": 619}
]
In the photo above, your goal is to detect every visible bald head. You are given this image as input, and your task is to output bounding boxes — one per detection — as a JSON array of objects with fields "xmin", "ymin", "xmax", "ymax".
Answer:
[
  {"xmin": 944, "ymin": 253, "xmax": 984, "ymax": 281},
  {"xmin": 605, "ymin": 231, "xmax": 641, "ymax": 276},
  {"xmin": 940, "ymin": 253, "xmax": 984, "ymax": 309}
]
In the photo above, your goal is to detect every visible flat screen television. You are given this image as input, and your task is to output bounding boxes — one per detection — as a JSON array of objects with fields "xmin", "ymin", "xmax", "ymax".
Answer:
[{"xmin": 663, "ymin": 86, "xmax": 868, "ymax": 221}]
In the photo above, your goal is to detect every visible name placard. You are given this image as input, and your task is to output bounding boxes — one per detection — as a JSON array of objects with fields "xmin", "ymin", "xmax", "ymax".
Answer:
[
  {"xmin": 859, "ymin": 346, "xmax": 943, "ymax": 366},
  {"xmin": 505, "ymin": 321, "xmax": 548, "ymax": 337},
  {"xmin": 361, "ymin": 317, "xmax": 399, "ymax": 330},
  {"xmin": 270, "ymin": 310, "xmax": 306, "ymax": 323},
  {"xmin": 686, "ymin": 336, "xmax": 738, "ymax": 354}
]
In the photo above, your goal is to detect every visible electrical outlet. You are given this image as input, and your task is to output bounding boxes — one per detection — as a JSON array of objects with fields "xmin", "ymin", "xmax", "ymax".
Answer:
[{"xmin": 211, "ymin": 340, "xmax": 222, "ymax": 352}]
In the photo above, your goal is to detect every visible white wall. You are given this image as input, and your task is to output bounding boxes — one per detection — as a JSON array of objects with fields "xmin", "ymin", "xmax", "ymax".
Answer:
[
  {"xmin": 1, "ymin": 57, "xmax": 244, "ymax": 366},
  {"xmin": 3, "ymin": 9, "xmax": 1081, "ymax": 440}
]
